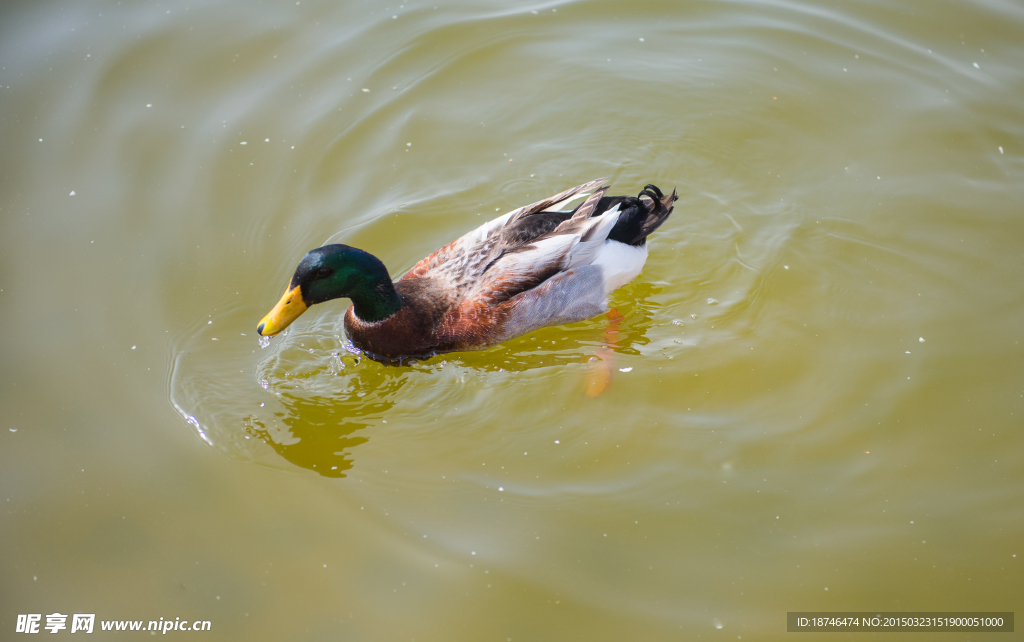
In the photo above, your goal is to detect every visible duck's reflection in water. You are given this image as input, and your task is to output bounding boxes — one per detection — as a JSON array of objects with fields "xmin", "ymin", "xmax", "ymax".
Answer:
[
  {"xmin": 243, "ymin": 364, "xmax": 407, "ymax": 478},
  {"xmin": 244, "ymin": 281, "xmax": 661, "ymax": 475}
]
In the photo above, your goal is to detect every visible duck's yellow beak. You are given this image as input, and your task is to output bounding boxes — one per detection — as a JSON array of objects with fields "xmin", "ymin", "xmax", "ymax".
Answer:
[{"xmin": 257, "ymin": 286, "xmax": 307, "ymax": 336}]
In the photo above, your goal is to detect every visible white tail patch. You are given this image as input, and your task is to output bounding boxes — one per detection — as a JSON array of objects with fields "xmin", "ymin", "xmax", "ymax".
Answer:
[{"xmin": 592, "ymin": 240, "xmax": 648, "ymax": 292}]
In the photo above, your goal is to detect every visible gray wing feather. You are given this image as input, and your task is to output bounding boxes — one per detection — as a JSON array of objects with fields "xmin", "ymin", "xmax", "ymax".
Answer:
[{"xmin": 499, "ymin": 265, "xmax": 608, "ymax": 341}]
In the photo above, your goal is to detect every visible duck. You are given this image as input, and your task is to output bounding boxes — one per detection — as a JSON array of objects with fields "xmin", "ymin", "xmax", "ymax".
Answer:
[{"xmin": 257, "ymin": 178, "xmax": 676, "ymax": 360}]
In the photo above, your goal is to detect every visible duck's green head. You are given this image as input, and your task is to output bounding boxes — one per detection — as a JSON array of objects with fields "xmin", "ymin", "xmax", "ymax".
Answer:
[{"xmin": 257, "ymin": 244, "xmax": 399, "ymax": 337}]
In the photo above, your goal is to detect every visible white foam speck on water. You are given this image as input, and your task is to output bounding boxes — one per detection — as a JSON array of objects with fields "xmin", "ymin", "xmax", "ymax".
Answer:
[
  {"xmin": 260, "ymin": 378, "xmax": 269, "ymax": 389},
  {"xmin": 131, "ymin": 345, "xmax": 136, "ymax": 350},
  {"xmin": 498, "ymin": 487, "xmax": 504, "ymax": 491},
  {"xmin": 69, "ymin": 190, "xmax": 75, "ymax": 196},
  {"xmin": 362, "ymin": 88, "xmax": 370, "ymax": 92},
  {"xmin": 146, "ymin": 103, "xmax": 152, "ymax": 107},
  {"xmin": 707, "ymin": 298, "xmax": 718, "ymax": 305},
  {"xmin": 999, "ymin": 146, "xmax": 1004, "ymax": 154},
  {"xmin": 619, "ymin": 367, "xmax": 633, "ymax": 373},
  {"xmin": 9, "ymin": 428, "xmax": 16, "ymax": 433},
  {"xmin": 973, "ymin": 62, "xmax": 980, "ymax": 68},
  {"xmin": 784, "ymin": 265, "xmax": 789, "ymax": 269},
  {"xmin": 240, "ymin": 141, "xmax": 247, "ymax": 145},
  {"xmin": 671, "ymin": 319, "xmax": 683, "ymax": 325},
  {"xmin": 207, "ymin": 320, "xmax": 212, "ymax": 324},
  {"xmin": 258, "ymin": 336, "xmax": 271, "ymax": 349},
  {"xmin": 639, "ymin": 37, "xmax": 644, "ymax": 42},
  {"xmin": 265, "ymin": 138, "xmax": 269, "ymax": 142},
  {"xmin": 39, "ymin": 138, "xmax": 43, "ymax": 142},
  {"xmin": 919, "ymin": 337, "xmax": 925, "ymax": 342},
  {"xmin": 713, "ymin": 619, "xmax": 723, "ymax": 629}
]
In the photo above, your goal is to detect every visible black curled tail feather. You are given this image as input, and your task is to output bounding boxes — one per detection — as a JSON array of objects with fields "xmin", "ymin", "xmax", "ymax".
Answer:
[
  {"xmin": 639, "ymin": 184, "xmax": 664, "ymax": 201},
  {"xmin": 636, "ymin": 185, "xmax": 676, "ymax": 243},
  {"xmin": 605, "ymin": 183, "xmax": 676, "ymax": 246}
]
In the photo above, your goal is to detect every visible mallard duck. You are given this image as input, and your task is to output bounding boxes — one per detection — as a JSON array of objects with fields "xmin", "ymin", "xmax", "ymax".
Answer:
[{"xmin": 257, "ymin": 178, "xmax": 676, "ymax": 360}]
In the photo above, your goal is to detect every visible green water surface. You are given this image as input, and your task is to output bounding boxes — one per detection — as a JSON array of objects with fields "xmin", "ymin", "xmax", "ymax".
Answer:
[{"xmin": 1, "ymin": 0, "xmax": 1022, "ymax": 639}]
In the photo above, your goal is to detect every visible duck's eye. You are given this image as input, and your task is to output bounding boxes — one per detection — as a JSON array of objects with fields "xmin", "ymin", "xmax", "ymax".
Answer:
[{"xmin": 317, "ymin": 267, "xmax": 331, "ymax": 278}]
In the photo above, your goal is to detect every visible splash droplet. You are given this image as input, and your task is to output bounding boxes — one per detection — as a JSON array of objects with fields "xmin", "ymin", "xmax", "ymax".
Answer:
[
  {"xmin": 329, "ymin": 351, "xmax": 345, "ymax": 374},
  {"xmin": 258, "ymin": 336, "xmax": 271, "ymax": 349},
  {"xmin": 184, "ymin": 415, "xmax": 212, "ymax": 445}
]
